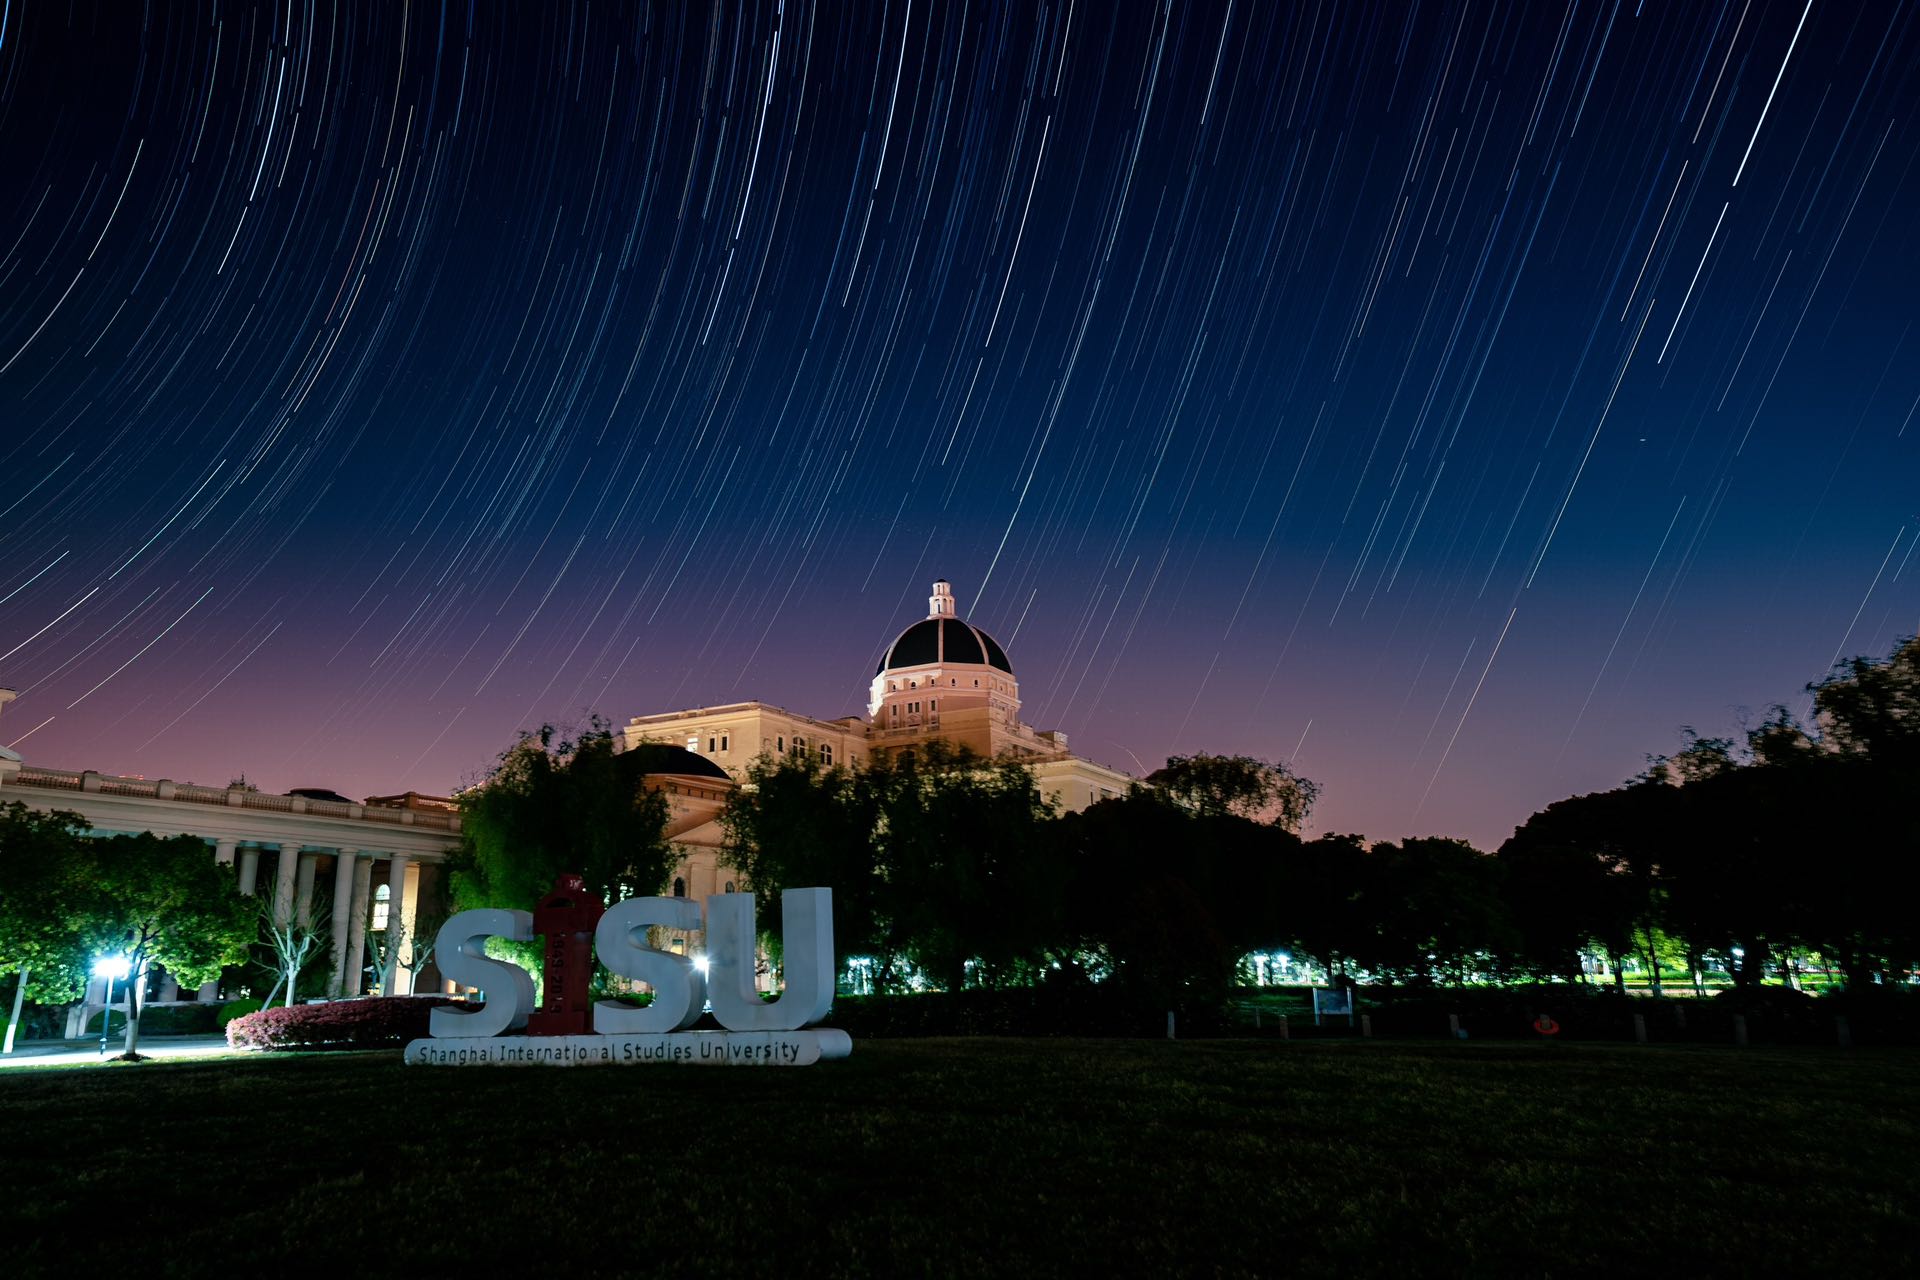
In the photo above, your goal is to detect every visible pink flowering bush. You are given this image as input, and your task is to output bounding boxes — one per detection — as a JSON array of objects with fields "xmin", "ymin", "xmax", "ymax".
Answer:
[{"xmin": 225, "ymin": 996, "xmax": 476, "ymax": 1051}]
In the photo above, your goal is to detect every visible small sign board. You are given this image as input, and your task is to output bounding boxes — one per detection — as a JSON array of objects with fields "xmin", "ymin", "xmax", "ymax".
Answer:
[{"xmin": 1312, "ymin": 986, "xmax": 1354, "ymax": 1025}]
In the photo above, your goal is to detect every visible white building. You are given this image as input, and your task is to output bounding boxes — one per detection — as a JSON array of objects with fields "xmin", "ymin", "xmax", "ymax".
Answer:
[
  {"xmin": 0, "ymin": 688, "xmax": 460, "ymax": 1024},
  {"xmin": 623, "ymin": 580, "xmax": 1138, "ymax": 901}
]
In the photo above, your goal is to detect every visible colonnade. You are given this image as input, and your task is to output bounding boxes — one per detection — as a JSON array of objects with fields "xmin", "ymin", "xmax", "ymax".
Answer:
[{"xmin": 211, "ymin": 840, "xmax": 425, "ymax": 1000}]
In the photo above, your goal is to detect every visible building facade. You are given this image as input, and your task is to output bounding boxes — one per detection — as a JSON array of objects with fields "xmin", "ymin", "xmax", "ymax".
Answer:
[
  {"xmin": 0, "ymin": 580, "xmax": 1138, "ymax": 1023},
  {"xmin": 0, "ymin": 711, "xmax": 461, "ymax": 1027},
  {"xmin": 622, "ymin": 580, "xmax": 1137, "ymax": 904}
]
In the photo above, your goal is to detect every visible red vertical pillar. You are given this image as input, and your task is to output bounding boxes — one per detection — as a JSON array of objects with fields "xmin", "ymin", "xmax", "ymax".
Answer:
[{"xmin": 525, "ymin": 873, "xmax": 605, "ymax": 1036}]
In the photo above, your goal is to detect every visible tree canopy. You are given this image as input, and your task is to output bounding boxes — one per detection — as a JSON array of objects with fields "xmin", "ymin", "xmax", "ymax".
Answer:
[
  {"xmin": 721, "ymin": 740, "xmax": 1059, "ymax": 991},
  {"xmin": 78, "ymin": 832, "xmax": 254, "ymax": 1056},
  {"xmin": 0, "ymin": 801, "xmax": 96, "ymax": 1005},
  {"xmin": 451, "ymin": 722, "xmax": 675, "ymax": 911},
  {"xmin": 1145, "ymin": 752, "xmax": 1320, "ymax": 830}
]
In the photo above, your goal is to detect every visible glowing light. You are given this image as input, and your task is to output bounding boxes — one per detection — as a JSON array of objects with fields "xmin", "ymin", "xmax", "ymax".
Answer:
[{"xmin": 92, "ymin": 955, "xmax": 130, "ymax": 981}]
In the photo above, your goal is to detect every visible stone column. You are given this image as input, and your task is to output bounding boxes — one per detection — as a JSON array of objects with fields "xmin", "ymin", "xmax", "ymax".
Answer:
[
  {"xmin": 237, "ymin": 847, "xmax": 261, "ymax": 896},
  {"xmin": 201, "ymin": 838, "xmax": 242, "ymax": 1000},
  {"xmin": 343, "ymin": 856, "xmax": 374, "ymax": 998},
  {"xmin": 294, "ymin": 853, "xmax": 319, "ymax": 923},
  {"xmin": 382, "ymin": 855, "xmax": 413, "ymax": 996},
  {"xmin": 272, "ymin": 845, "xmax": 300, "ymax": 925},
  {"xmin": 327, "ymin": 850, "xmax": 359, "ymax": 996}
]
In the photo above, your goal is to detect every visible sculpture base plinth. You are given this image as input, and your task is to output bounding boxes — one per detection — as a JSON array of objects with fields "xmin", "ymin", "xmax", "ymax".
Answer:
[{"xmin": 402, "ymin": 1028, "xmax": 852, "ymax": 1067}]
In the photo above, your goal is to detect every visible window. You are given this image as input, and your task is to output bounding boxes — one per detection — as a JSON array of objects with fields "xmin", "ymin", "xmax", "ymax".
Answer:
[
  {"xmin": 793, "ymin": 736, "xmax": 805, "ymax": 756},
  {"xmin": 929, "ymin": 699, "xmax": 937, "ymax": 712},
  {"xmin": 777, "ymin": 736, "xmax": 784, "ymax": 753},
  {"xmin": 724, "ymin": 880, "xmax": 737, "ymax": 894},
  {"xmin": 821, "ymin": 744, "xmax": 833, "ymax": 766},
  {"xmin": 673, "ymin": 877, "xmax": 686, "ymax": 898},
  {"xmin": 720, "ymin": 733, "xmax": 730, "ymax": 752},
  {"xmin": 708, "ymin": 736, "xmax": 717, "ymax": 753},
  {"xmin": 687, "ymin": 734, "xmax": 699, "ymax": 752},
  {"xmin": 372, "ymin": 884, "xmax": 391, "ymax": 932}
]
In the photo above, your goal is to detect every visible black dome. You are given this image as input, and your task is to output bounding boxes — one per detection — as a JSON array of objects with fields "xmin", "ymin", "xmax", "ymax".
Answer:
[
  {"xmin": 875, "ymin": 617, "xmax": 1014, "ymax": 675},
  {"xmin": 621, "ymin": 742, "xmax": 730, "ymax": 780}
]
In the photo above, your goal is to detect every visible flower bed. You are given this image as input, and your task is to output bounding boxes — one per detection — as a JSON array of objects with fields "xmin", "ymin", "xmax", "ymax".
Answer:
[{"xmin": 225, "ymin": 996, "xmax": 476, "ymax": 1051}]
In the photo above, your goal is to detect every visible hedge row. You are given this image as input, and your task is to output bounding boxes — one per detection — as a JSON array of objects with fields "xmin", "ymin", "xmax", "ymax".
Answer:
[
  {"xmin": 816, "ymin": 986, "xmax": 1242, "ymax": 1039},
  {"xmin": 226, "ymin": 996, "xmax": 475, "ymax": 1051},
  {"xmin": 1361, "ymin": 984, "xmax": 1920, "ymax": 1046},
  {"xmin": 84, "ymin": 1002, "xmax": 220, "ymax": 1036}
]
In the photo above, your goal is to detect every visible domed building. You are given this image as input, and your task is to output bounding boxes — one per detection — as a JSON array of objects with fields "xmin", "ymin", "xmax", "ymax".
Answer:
[
  {"xmin": 867, "ymin": 580, "xmax": 1057, "ymax": 760},
  {"xmin": 622, "ymin": 580, "xmax": 1137, "ymax": 900}
]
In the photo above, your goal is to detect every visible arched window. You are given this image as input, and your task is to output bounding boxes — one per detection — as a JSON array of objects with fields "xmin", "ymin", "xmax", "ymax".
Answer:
[
  {"xmin": 372, "ymin": 884, "xmax": 391, "ymax": 932},
  {"xmin": 673, "ymin": 877, "xmax": 686, "ymax": 898},
  {"xmin": 724, "ymin": 880, "xmax": 737, "ymax": 894}
]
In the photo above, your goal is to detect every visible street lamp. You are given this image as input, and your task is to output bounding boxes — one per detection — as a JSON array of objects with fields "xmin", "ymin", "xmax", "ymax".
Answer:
[{"xmin": 93, "ymin": 955, "xmax": 130, "ymax": 1058}]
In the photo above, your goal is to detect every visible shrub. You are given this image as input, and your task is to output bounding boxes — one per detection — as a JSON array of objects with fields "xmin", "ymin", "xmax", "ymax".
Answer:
[
  {"xmin": 225, "ymin": 996, "xmax": 475, "ymax": 1051},
  {"xmin": 820, "ymin": 986, "xmax": 1238, "ymax": 1039},
  {"xmin": 85, "ymin": 1003, "xmax": 219, "ymax": 1035},
  {"xmin": 217, "ymin": 998, "xmax": 265, "ymax": 1028}
]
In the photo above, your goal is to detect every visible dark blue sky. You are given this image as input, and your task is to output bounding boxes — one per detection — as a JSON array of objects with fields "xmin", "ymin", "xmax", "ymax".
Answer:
[{"xmin": 2, "ymin": 1, "xmax": 1916, "ymax": 848}]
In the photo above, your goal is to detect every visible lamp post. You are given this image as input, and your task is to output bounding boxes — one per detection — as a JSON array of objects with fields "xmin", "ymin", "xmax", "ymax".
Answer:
[{"xmin": 93, "ymin": 956, "xmax": 130, "ymax": 1058}]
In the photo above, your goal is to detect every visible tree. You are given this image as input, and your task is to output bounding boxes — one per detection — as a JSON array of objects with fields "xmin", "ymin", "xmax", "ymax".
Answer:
[
  {"xmin": 452, "ymin": 722, "xmax": 676, "ymax": 911},
  {"xmin": 76, "ymin": 833, "xmax": 254, "ymax": 1058},
  {"xmin": 0, "ymin": 802, "xmax": 94, "ymax": 1053},
  {"xmin": 873, "ymin": 743, "xmax": 1060, "ymax": 990},
  {"xmin": 364, "ymin": 894, "xmax": 446, "ymax": 998},
  {"xmin": 1146, "ymin": 753, "xmax": 1320, "ymax": 831},
  {"xmin": 722, "ymin": 741, "xmax": 1061, "ymax": 991},
  {"xmin": 720, "ymin": 751, "xmax": 891, "ymax": 969},
  {"xmin": 403, "ymin": 902, "xmax": 449, "ymax": 984},
  {"xmin": 1283, "ymin": 833, "xmax": 1370, "ymax": 985},
  {"xmin": 258, "ymin": 896, "xmax": 325, "ymax": 1009},
  {"xmin": 1354, "ymin": 837, "xmax": 1513, "ymax": 986},
  {"xmin": 1055, "ymin": 788, "xmax": 1299, "ymax": 1006},
  {"xmin": 1496, "ymin": 789, "xmax": 1660, "ymax": 986},
  {"xmin": 1810, "ymin": 634, "xmax": 1920, "ymax": 768}
]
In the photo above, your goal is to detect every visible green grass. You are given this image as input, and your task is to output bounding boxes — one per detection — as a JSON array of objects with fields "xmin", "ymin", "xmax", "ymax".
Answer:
[{"xmin": 4, "ymin": 1039, "xmax": 1917, "ymax": 1277}]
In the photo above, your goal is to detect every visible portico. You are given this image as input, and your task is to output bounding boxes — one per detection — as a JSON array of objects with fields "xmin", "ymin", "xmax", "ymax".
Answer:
[{"xmin": 0, "ymin": 747, "xmax": 461, "ymax": 1019}]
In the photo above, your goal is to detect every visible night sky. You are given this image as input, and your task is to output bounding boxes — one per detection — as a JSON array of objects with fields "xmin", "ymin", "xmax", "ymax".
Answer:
[{"xmin": 2, "ymin": 1, "xmax": 1917, "ymax": 850}]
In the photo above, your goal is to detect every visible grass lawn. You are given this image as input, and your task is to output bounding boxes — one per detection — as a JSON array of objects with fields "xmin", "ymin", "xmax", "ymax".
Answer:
[{"xmin": 3, "ymin": 1038, "xmax": 1916, "ymax": 1276}]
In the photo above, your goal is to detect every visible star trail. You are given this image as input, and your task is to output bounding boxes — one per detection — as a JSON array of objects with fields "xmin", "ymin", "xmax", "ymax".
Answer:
[{"xmin": 1, "ymin": 1, "xmax": 1917, "ymax": 848}]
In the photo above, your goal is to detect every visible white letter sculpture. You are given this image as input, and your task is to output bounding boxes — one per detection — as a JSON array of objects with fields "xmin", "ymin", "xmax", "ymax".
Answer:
[
  {"xmin": 429, "ymin": 909, "xmax": 536, "ymax": 1038},
  {"xmin": 593, "ymin": 896, "xmax": 707, "ymax": 1033},
  {"xmin": 706, "ymin": 887, "xmax": 835, "ymax": 1032}
]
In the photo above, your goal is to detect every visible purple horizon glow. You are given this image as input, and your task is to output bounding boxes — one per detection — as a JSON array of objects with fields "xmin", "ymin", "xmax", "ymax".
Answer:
[{"xmin": 2, "ymin": 2, "xmax": 1917, "ymax": 851}]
